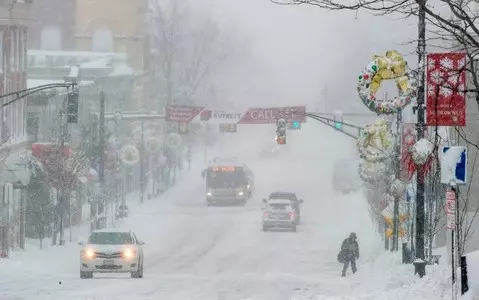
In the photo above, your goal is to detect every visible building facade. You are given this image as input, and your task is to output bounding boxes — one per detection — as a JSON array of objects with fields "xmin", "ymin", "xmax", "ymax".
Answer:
[
  {"xmin": 0, "ymin": 0, "xmax": 31, "ymax": 256},
  {"xmin": 28, "ymin": 0, "xmax": 76, "ymax": 50},
  {"xmin": 74, "ymin": 0, "xmax": 148, "ymax": 71}
]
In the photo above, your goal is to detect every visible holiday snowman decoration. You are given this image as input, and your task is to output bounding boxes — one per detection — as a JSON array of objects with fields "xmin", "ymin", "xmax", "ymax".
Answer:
[{"xmin": 357, "ymin": 50, "xmax": 416, "ymax": 115}]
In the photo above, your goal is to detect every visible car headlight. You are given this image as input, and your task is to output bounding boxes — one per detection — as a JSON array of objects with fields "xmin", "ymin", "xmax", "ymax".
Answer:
[
  {"xmin": 84, "ymin": 248, "xmax": 96, "ymax": 259},
  {"xmin": 207, "ymin": 192, "xmax": 212, "ymax": 196},
  {"xmin": 122, "ymin": 248, "xmax": 137, "ymax": 259},
  {"xmin": 238, "ymin": 191, "xmax": 244, "ymax": 196}
]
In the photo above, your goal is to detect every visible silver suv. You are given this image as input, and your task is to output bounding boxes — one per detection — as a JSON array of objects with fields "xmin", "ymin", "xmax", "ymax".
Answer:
[{"xmin": 261, "ymin": 199, "xmax": 297, "ymax": 232}]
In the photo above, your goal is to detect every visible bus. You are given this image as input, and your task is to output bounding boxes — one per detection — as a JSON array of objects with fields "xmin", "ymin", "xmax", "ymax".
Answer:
[{"xmin": 202, "ymin": 164, "xmax": 254, "ymax": 206}]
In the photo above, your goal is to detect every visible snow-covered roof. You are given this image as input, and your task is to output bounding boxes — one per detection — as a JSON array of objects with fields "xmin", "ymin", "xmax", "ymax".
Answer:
[
  {"xmin": 80, "ymin": 57, "xmax": 113, "ymax": 69},
  {"xmin": 27, "ymin": 79, "xmax": 94, "ymax": 89},
  {"xmin": 267, "ymin": 199, "xmax": 292, "ymax": 205},
  {"xmin": 28, "ymin": 49, "xmax": 127, "ymax": 59},
  {"xmin": 92, "ymin": 228, "xmax": 132, "ymax": 234},
  {"xmin": 109, "ymin": 64, "xmax": 134, "ymax": 77}
]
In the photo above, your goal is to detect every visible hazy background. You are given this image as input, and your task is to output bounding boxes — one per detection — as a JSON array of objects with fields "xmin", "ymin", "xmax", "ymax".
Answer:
[{"xmin": 185, "ymin": 0, "xmax": 418, "ymax": 117}]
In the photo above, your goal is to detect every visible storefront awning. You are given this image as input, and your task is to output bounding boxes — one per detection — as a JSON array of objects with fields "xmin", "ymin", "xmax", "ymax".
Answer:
[{"xmin": 1, "ymin": 150, "xmax": 38, "ymax": 186}]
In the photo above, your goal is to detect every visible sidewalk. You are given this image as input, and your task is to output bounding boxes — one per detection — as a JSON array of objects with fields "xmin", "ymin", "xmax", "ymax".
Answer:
[{"xmin": 16, "ymin": 142, "xmax": 213, "ymax": 254}]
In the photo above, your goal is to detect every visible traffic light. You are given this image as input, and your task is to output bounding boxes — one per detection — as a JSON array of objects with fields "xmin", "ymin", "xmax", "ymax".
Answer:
[
  {"xmin": 276, "ymin": 118, "xmax": 287, "ymax": 144},
  {"xmin": 333, "ymin": 110, "xmax": 343, "ymax": 131},
  {"xmin": 289, "ymin": 121, "xmax": 301, "ymax": 130},
  {"xmin": 67, "ymin": 90, "xmax": 79, "ymax": 123}
]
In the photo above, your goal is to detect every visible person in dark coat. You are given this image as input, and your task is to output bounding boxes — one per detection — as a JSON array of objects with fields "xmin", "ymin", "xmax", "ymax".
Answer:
[{"xmin": 337, "ymin": 232, "xmax": 359, "ymax": 277}]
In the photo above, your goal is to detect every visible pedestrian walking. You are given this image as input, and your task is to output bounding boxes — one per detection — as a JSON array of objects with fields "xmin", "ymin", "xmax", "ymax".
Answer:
[{"xmin": 337, "ymin": 232, "xmax": 360, "ymax": 277}]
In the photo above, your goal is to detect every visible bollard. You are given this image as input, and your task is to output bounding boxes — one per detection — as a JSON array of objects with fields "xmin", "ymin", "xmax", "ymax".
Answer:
[{"xmin": 461, "ymin": 255, "xmax": 469, "ymax": 295}]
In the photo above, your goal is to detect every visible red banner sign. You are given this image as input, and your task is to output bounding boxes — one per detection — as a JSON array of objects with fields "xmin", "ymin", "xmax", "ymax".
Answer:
[
  {"xmin": 165, "ymin": 105, "xmax": 204, "ymax": 122},
  {"xmin": 426, "ymin": 52, "xmax": 467, "ymax": 126},
  {"xmin": 237, "ymin": 106, "xmax": 306, "ymax": 124}
]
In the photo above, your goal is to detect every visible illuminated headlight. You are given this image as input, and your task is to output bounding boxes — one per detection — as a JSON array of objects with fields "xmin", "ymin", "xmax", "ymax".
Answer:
[
  {"xmin": 247, "ymin": 184, "xmax": 250, "ymax": 189},
  {"xmin": 83, "ymin": 248, "xmax": 96, "ymax": 259},
  {"xmin": 207, "ymin": 192, "xmax": 212, "ymax": 196},
  {"xmin": 238, "ymin": 191, "xmax": 244, "ymax": 196},
  {"xmin": 122, "ymin": 248, "xmax": 137, "ymax": 259}
]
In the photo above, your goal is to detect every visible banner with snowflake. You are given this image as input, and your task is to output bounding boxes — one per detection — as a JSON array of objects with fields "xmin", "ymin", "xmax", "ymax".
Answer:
[{"xmin": 426, "ymin": 52, "xmax": 467, "ymax": 126}]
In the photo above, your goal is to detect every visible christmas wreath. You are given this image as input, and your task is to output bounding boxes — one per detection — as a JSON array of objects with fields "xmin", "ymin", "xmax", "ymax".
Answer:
[
  {"xmin": 357, "ymin": 50, "xmax": 416, "ymax": 115},
  {"xmin": 356, "ymin": 119, "xmax": 395, "ymax": 163},
  {"xmin": 358, "ymin": 160, "xmax": 389, "ymax": 183}
]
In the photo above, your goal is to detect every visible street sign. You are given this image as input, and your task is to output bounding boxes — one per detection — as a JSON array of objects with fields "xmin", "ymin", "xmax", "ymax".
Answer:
[
  {"xmin": 219, "ymin": 124, "xmax": 237, "ymax": 133},
  {"xmin": 441, "ymin": 146, "xmax": 467, "ymax": 184},
  {"xmin": 447, "ymin": 213, "xmax": 456, "ymax": 230},
  {"xmin": 445, "ymin": 190, "xmax": 456, "ymax": 214}
]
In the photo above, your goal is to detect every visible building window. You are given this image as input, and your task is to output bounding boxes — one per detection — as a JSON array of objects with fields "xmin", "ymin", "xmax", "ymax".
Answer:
[
  {"xmin": 92, "ymin": 28, "xmax": 113, "ymax": 52},
  {"xmin": 40, "ymin": 26, "xmax": 62, "ymax": 51}
]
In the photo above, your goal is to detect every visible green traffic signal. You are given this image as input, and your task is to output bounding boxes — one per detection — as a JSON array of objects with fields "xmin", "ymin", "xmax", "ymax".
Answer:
[
  {"xmin": 335, "ymin": 122, "xmax": 343, "ymax": 129},
  {"xmin": 292, "ymin": 121, "xmax": 300, "ymax": 128}
]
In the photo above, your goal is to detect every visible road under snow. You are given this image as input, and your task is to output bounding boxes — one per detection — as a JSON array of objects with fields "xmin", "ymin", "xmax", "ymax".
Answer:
[{"xmin": 0, "ymin": 122, "xmax": 451, "ymax": 300}]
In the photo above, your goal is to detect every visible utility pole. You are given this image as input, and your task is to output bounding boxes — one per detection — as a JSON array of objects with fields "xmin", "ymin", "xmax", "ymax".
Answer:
[
  {"xmin": 99, "ymin": 92, "xmax": 106, "ymax": 227},
  {"xmin": 392, "ymin": 111, "xmax": 402, "ymax": 252},
  {"xmin": 414, "ymin": 0, "xmax": 427, "ymax": 278},
  {"xmin": 58, "ymin": 94, "xmax": 68, "ymax": 246}
]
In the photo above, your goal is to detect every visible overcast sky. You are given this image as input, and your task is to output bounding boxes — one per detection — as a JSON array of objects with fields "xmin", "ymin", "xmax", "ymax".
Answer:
[{"xmin": 184, "ymin": 0, "xmax": 419, "ymax": 118}]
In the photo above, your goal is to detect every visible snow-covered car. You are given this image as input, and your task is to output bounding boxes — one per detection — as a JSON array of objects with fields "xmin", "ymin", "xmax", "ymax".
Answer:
[
  {"xmin": 78, "ymin": 229, "xmax": 145, "ymax": 279},
  {"xmin": 261, "ymin": 199, "xmax": 297, "ymax": 232},
  {"xmin": 266, "ymin": 192, "xmax": 303, "ymax": 224}
]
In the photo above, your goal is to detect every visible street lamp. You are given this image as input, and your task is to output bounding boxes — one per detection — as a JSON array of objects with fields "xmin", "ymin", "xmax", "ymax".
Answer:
[{"xmin": 112, "ymin": 110, "xmax": 124, "ymax": 216}]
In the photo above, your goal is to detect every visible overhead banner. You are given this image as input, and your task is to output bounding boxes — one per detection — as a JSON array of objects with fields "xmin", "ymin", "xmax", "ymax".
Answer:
[
  {"xmin": 426, "ymin": 52, "xmax": 466, "ymax": 126},
  {"xmin": 195, "ymin": 109, "xmax": 242, "ymax": 124},
  {"xmin": 165, "ymin": 105, "xmax": 204, "ymax": 122},
  {"xmin": 181, "ymin": 105, "xmax": 307, "ymax": 125},
  {"xmin": 237, "ymin": 106, "xmax": 306, "ymax": 124}
]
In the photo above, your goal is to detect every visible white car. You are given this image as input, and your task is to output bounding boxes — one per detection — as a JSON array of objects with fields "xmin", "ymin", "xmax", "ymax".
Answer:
[{"xmin": 78, "ymin": 229, "xmax": 145, "ymax": 279}]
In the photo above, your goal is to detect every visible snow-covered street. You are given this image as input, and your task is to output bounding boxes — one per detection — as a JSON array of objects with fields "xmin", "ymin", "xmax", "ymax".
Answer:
[{"xmin": 0, "ymin": 123, "xmax": 452, "ymax": 300}]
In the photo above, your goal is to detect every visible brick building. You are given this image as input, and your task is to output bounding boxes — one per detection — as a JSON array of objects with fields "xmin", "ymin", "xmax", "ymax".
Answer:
[{"xmin": 28, "ymin": 0, "xmax": 76, "ymax": 50}]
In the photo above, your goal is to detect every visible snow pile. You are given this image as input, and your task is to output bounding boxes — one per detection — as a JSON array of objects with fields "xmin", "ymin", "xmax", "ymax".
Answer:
[
  {"xmin": 293, "ymin": 251, "xmax": 452, "ymax": 300},
  {"xmin": 441, "ymin": 146, "xmax": 465, "ymax": 184}
]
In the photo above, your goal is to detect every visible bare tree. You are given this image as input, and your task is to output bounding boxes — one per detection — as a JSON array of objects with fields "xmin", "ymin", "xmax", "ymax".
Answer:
[{"xmin": 146, "ymin": 0, "xmax": 239, "ymax": 108}]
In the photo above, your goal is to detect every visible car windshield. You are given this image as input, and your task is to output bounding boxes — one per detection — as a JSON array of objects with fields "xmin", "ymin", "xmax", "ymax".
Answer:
[
  {"xmin": 88, "ymin": 232, "xmax": 133, "ymax": 245},
  {"xmin": 268, "ymin": 203, "xmax": 291, "ymax": 210},
  {"xmin": 207, "ymin": 169, "xmax": 246, "ymax": 188}
]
